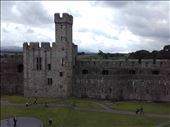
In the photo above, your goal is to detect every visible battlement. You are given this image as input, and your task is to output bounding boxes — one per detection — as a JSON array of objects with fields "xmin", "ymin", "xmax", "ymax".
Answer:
[
  {"xmin": 77, "ymin": 59, "xmax": 170, "ymax": 68},
  {"xmin": 41, "ymin": 42, "xmax": 51, "ymax": 49},
  {"xmin": 23, "ymin": 42, "xmax": 51, "ymax": 50},
  {"xmin": 54, "ymin": 13, "xmax": 73, "ymax": 25}
]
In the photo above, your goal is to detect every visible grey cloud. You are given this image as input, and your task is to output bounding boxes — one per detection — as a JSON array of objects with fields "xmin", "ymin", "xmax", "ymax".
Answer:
[
  {"xmin": 96, "ymin": 1, "xmax": 170, "ymax": 46},
  {"xmin": 2, "ymin": 28, "xmax": 9, "ymax": 33},
  {"xmin": 67, "ymin": 9, "xmax": 82, "ymax": 18},
  {"xmin": 26, "ymin": 28, "xmax": 34, "ymax": 34},
  {"xmin": 91, "ymin": 1, "xmax": 130, "ymax": 8},
  {"xmin": 77, "ymin": 28, "xmax": 118, "ymax": 40},
  {"xmin": 1, "ymin": 1, "xmax": 52, "ymax": 27}
]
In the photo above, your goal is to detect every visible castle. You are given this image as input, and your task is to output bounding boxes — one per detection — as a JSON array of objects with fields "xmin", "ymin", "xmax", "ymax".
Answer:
[
  {"xmin": 23, "ymin": 13, "xmax": 77, "ymax": 97},
  {"xmin": 1, "ymin": 13, "xmax": 170, "ymax": 102}
]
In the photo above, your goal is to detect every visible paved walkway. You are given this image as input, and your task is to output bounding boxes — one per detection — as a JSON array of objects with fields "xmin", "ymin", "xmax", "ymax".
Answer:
[
  {"xmin": 0, "ymin": 117, "xmax": 43, "ymax": 127},
  {"xmin": 155, "ymin": 121, "xmax": 170, "ymax": 127}
]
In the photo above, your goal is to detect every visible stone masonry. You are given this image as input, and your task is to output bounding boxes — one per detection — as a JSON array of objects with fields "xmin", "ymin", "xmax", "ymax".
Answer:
[
  {"xmin": 0, "ymin": 52, "xmax": 23, "ymax": 95},
  {"xmin": 21, "ymin": 13, "xmax": 170, "ymax": 101},
  {"xmin": 23, "ymin": 13, "xmax": 77, "ymax": 97}
]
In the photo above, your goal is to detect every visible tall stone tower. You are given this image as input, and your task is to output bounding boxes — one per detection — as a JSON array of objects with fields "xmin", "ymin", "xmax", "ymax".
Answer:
[
  {"xmin": 23, "ymin": 13, "xmax": 77, "ymax": 98},
  {"xmin": 54, "ymin": 13, "xmax": 73, "ymax": 44}
]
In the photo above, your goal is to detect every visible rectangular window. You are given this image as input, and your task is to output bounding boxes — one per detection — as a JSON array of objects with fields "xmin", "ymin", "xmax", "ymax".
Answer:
[
  {"xmin": 153, "ymin": 59, "xmax": 156, "ymax": 64},
  {"xmin": 138, "ymin": 59, "xmax": 141, "ymax": 64},
  {"xmin": 60, "ymin": 25, "xmax": 63, "ymax": 29},
  {"xmin": 152, "ymin": 70, "xmax": 159, "ymax": 75},
  {"xmin": 61, "ymin": 36, "xmax": 63, "ymax": 41},
  {"xmin": 36, "ymin": 57, "xmax": 42, "ymax": 70},
  {"xmin": 145, "ymin": 62, "xmax": 148, "ymax": 67},
  {"xmin": 160, "ymin": 62, "xmax": 163, "ymax": 67},
  {"xmin": 82, "ymin": 69, "xmax": 88, "ymax": 74},
  {"xmin": 48, "ymin": 64, "xmax": 51, "ymax": 70},
  {"xmin": 102, "ymin": 70, "xmax": 109, "ymax": 75},
  {"xmin": 59, "ymin": 72, "xmax": 63, "ymax": 77},
  {"xmin": 61, "ymin": 36, "xmax": 67, "ymax": 42},
  {"xmin": 47, "ymin": 78, "xmax": 52, "ymax": 85},
  {"xmin": 61, "ymin": 58, "xmax": 64, "ymax": 66}
]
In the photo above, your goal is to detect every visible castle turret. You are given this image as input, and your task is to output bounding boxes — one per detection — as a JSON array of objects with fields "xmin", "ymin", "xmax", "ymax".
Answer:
[{"xmin": 54, "ymin": 13, "xmax": 73, "ymax": 43}]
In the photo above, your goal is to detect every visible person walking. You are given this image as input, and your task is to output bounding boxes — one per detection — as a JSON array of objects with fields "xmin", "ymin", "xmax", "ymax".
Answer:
[
  {"xmin": 48, "ymin": 118, "xmax": 53, "ymax": 127},
  {"xmin": 140, "ymin": 106, "xmax": 144, "ymax": 115}
]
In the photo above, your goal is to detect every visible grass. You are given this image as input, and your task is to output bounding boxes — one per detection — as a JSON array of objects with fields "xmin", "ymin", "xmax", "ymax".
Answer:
[
  {"xmin": 111, "ymin": 101, "xmax": 170, "ymax": 114},
  {"xmin": 1, "ymin": 95, "xmax": 102, "ymax": 109},
  {"xmin": 1, "ymin": 95, "xmax": 170, "ymax": 127},
  {"xmin": 1, "ymin": 105, "xmax": 169, "ymax": 127},
  {"xmin": 1, "ymin": 95, "xmax": 64, "ymax": 104}
]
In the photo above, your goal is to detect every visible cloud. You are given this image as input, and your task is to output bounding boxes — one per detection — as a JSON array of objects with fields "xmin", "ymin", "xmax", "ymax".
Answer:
[
  {"xmin": 77, "ymin": 28, "xmax": 118, "ymax": 40},
  {"xmin": 92, "ymin": 1, "xmax": 130, "ymax": 8},
  {"xmin": 1, "ymin": 1, "xmax": 52, "ymax": 27},
  {"xmin": 26, "ymin": 29, "xmax": 35, "ymax": 34},
  {"xmin": 1, "ymin": 1, "xmax": 169, "ymax": 53},
  {"xmin": 96, "ymin": 1, "xmax": 170, "ymax": 45},
  {"xmin": 2, "ymin": 28, "xmax": 9, "ymax": 33}
]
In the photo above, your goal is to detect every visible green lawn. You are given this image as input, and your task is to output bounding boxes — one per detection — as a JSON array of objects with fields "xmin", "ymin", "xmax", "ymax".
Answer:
[
  {"xmin": 1, "ymin": 95, "xmax": 64, "ymax": 104},
  {"xmin": 111, "ymin": 101, "xmax": 170, "ymax": 114},
  {"xmin": 1, "ymin": 95, "xmax": 102, "ymax": 109},
  {"xmin": 1, "ymin": 105, "xmax": 169, "ymax": 127},
  {"xmin": 1, "ymin": 96, "xmax": 170, "ymax": 127}
]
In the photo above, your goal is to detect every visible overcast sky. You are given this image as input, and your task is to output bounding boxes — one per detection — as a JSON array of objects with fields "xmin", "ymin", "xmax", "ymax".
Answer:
[{"xmin": 1, "ymin": 1, "xmax": 170, "ymax": 53}]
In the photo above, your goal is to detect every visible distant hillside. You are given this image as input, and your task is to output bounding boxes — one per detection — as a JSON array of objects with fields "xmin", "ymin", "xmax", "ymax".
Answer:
[
  {"xmin": 128, "ymin": 45, "xmax": 170, "ymax": 59},
  {"xmin": 0, "ymin": 46, "xmax": 23, "ymax": 53}
]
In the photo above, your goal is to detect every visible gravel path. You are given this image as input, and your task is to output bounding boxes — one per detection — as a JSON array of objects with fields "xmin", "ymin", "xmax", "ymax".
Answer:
[
  {"xmin": 95, "ymin": 102, "xmax": 170, "ymax": 118},
  {"xmin": 155, "ymin": 121, "xmax": 170, "ymax": 127},
  {"xmin": 0, "ymin": 117, "xmax": 43, "ymax": 127}
]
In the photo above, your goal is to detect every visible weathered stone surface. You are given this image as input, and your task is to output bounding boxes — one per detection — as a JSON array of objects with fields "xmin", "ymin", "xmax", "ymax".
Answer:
[
  {"xmin": 0, "ymin": 53, "xmax": 23, "ymax": 95},
  {"xmin": 23, "ymin": 13, "xmax": 77, "ymax": 98},
  {"xmin": 73, "ymin": 59, "xmax": 170, "ymax": 101}
]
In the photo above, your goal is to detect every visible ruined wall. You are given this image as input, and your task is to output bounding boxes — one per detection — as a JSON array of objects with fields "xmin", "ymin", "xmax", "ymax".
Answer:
[
  {"xmin": 73, "ymin": 59, "xmax": 170, "ymax": 102},
  {"xmin": 0, "ymin": 53, "xmax": 23, "ymax": 95}
]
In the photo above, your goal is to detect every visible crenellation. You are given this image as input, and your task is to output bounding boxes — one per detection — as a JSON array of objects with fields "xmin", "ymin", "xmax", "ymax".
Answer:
[
  {"xmin": 29, "ymin": 42, "xmax": 40, "ymax": 49},
  {"xmin": 23, "ymin": 42, "xmax": 29, "ymax": 49},
  {"xmin": 41, "ymin": 42, "xmax": 51, "ymax": 49},
  {"xmin": 54, "ymin": 13, "xmax": 73, "ymax": 25}
]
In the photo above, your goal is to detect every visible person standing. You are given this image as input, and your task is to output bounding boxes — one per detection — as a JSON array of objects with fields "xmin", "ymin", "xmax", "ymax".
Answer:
[{"xmin": 13, "ymin": 116, "xmax": 17, "ymax": 127}]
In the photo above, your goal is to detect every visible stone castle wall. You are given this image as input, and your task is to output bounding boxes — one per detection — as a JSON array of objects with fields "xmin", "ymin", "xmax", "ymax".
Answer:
[
  {"xmin": 0, "ymin": 53, "xmax": 23, "ymax": 95},
  {"xmin": 73, "ymin": 59, "xmax": 170, "ymax": 101},
  {"xmin": 2, "ymin": 13, "xmax": 170, "ymax": 102},
  {"xmin": 23, "ymin": 41, "xmax": 76, "ymax": 98},
  {"xmin": 23, "ymin": 13, "xmax": 76, "ymax": 98}
]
